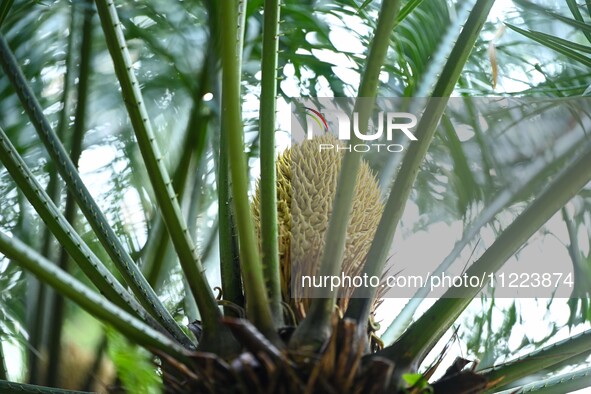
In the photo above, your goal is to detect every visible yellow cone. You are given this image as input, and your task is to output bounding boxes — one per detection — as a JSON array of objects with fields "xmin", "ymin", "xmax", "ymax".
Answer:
[{"xmin": 253, "ymin": 134, "xmax": 384, "ymax": 321}]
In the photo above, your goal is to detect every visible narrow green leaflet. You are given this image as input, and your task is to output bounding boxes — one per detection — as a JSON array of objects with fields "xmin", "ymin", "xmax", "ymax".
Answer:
[{"xmin": 506, "ymin": 24, "xmax": 591, "ymax": 68}]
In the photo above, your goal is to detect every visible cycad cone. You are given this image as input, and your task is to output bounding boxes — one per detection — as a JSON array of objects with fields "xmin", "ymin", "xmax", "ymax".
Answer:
[{"xmin": 253, "ymin": 134, "xmax": 384, "ymax": 321}]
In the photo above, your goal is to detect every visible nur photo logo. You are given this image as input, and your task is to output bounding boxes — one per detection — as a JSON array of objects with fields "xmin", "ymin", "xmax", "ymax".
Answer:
[{"xmin": 296, "ymin": 100, "xmax": 418, "ymax": 153}]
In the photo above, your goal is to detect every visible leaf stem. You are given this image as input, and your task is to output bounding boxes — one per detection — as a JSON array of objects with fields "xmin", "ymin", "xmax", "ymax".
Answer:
[
  {"xmin": 0, "ymin": 32, "xmax": 194, "ymax": 349},
  {"xmin": 345, "ymin": 0, "xmax": 495, "ymax": 329},
  {"xmin": 93, "ymin": 0, "xmax": 236, "ymax": 353},
  {"xmin": 0, "ymin": 231, "xmax": 191, "ymax": 362},
  {"xmin": 259, "ymin": 0, "xmax": 283, "ymax": 326},
  {"xmin": 221, "ymin": 0, "xmax": 279, "ymax": 341},
  {"xmin": 206, "ymin": 0, "xmax": 246, "ymax": 314},
  {"xmin": 290, "ymin": 0, "xmax": 401, "ymax": 351},
  {"xmin": 481, "ymin": 329, "xmax": 591, "ymax": 391},
  {"xmin": 382, "ymin": 131, "xmax": 591, "ymax": 344},
  {"xmin": 0, "ymin": 125, "xmax": 172, "ymax": 341},
  {"xmin": 378, "ymin": 141, "xmax": 591, "ymax": 376}
]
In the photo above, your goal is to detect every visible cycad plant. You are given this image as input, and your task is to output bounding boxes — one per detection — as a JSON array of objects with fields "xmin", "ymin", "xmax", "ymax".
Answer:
[{"xmin": 2, "ymin": 0, "xmax": 591, "ymax": 393}]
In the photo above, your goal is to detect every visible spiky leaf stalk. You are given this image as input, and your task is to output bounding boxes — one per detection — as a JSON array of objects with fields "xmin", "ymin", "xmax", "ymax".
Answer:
[
  {"xmin": 143, "ymin": 67, "xmax": 210, "ymax": 289},
  {"xmin": 345, "ymin": 0, "xmax": 496, "ymax": 328},
  {"xmin": 0, "ymin": 33, "xmax": 194, "ymax": 349},
  {"xmin": 412, "ymin": 0, "xmax": 475, "ymax": 98},
  {"xmin": 0, "ymin": 231, "xmax": 191, "ymax": 362},
  {"xmin": 218, "ymin": 135, "xmax": 245, "ymax": 316},
  {"xmin": 378, "ymin": 142, "xmax": 591, "ymax": 378},
  {"xmin": 214, "ymin": 0, "xmax": 246, "ymax": 316},
  {"xmin": 493, "ymin": 365, "xmax": 591, "ymax": 393},
  {"xmin": 259, "ymin": 0, "xmax": 283, "ymax": 326},
  {"xmin": 481, "ymin": 329, "xmax": 591, "ymax": 391},
  {"xmin": 383, "ymin": 131, "xmax": 591, "ymax": 344},
  {"xmin": 290, "ymin": 0, "xmax": 401, "ymax": 350},
  {"xmin": 0, "ymin": 126, "xmax": 171, "ymax": 339},
  {"xmin": 221, "ymin": 0, "xmax": 279, "ymax": 341},
  {"xmin": 95, "ymin": 0, "xmax": 237, "ymax": 352}
]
